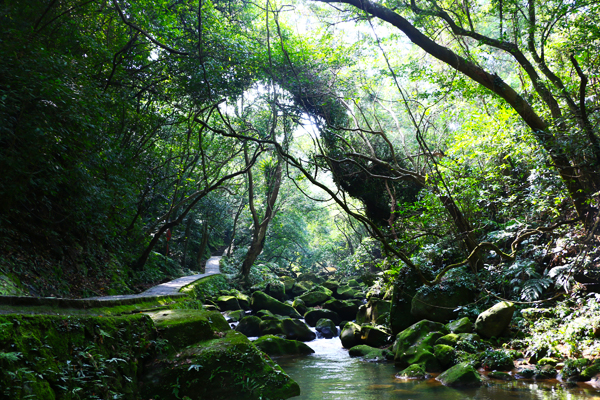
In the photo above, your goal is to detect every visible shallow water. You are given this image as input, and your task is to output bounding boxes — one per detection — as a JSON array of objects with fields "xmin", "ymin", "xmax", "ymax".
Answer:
[{"xmin": 276, "ymin": 336, "xmax": 600, "ymax": 400}]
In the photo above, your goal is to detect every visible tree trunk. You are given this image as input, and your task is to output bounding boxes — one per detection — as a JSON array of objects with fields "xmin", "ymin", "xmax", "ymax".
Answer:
[
  {"xmin": 196, "ymin": 222, "xmax": 210, "ymax": 272},
  {"xmin": 439, "ymin": 195, "xmax": 482, "ymax": 272}
]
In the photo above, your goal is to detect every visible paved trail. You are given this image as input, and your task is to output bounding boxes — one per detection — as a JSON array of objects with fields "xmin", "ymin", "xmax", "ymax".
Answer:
[
  {"xmin": 0, "ymin": 256, "xmax": 221, "ymax": 308},
  {"xmin": 89, "ymin": 256, "xmax": 222, "ymax": 300}
]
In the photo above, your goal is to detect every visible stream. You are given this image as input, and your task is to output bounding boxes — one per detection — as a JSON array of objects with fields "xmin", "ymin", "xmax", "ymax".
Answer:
[{"xmin": 275, "ymin": 335, "xmax": 600, "ymax": 400}]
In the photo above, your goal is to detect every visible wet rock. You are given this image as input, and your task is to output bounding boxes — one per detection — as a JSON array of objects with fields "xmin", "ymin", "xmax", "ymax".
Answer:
[
  {"xmin": 217, "ymin": 295, "xmax": 241, "ymax": 311},
  {"xmin": 281, "ymin": 318, "xmax": 316, "ymax": 342},
  {"xmin": 251, "ymin": 291, "xmax": 301, "ymax": 318},
  {"xmin": 236, "ymin": 315, "xmax": 262, "ymax": 337},
  {"xmin": 474, "ymin": 301, "xmax": 515, "ymax": 339},
  {"xmin": 298, "ymin": 286, "xmax": 333, "ymax": 307},
  {"xmin": 446, "ymin": 317, "xmax": 473, "ymax": 334},
  {"xmin": 340, "ymin": 321, "xmax": 362, "ymax": 349},
  {"xmin": 397, "ymin": 363, "xmax": 429, "ymax": 379},
  {"xmin": 437, "ymin": 362, "xmax": 483, "ymax": 387},
  {"xmin": 434, "ymin": 344, "xmax": 456, "ymax": 369},
  {"xmin": 304, "ymin": 308, "xmax": 341, "ymax": 326},
  {"xmin": 223, "ymin": 310, "xmax": 244, "ymax": 322},
  {"xmin": 322, "ymin": 299, "xmax": 359, "ymax": 321},
  {"xmin": 292, "ymin": 298, "xmax": 307, "ymax": 316},
  {"xmin": 322, "ymin": 280, "xmax": 340, "ymax": 292},
  {"xmin": 254, "ymin": 335, "xmax": 315, "ymax": 356},
  {"xmin": 356, "ymin": 297, "xmax": 390, "ymax": 325},
  {"xmin": 393, "ymin": 320, "xmax": 447, "ymax": 372},
  {"xmin": 336, "ymin": 285, "xmax": 359, "ymax": 300},
  {"xmin": 488, "ymin": 371, "xmax": 513, "ymax": 381},
  {"xmin": 361, "ymin": 325, "xmax": 392, "ymax": 347},
  {"xmin": 316, "ymin": 318, "xmax": 338, "ymax": 338},
  {"xmin": 291, "ymin": 281, "xmax": 314, "ymax": 297},
  {"xmin": 280, "ymin": 276, "xmax": 296, "ymax": 293},
  {"xmin": 266, "ymin": 280, "xmax": 286, "ymax": 301},
  {"xmin": 348, "ymin": 344, "xmax": 392, "ymax": 361}
]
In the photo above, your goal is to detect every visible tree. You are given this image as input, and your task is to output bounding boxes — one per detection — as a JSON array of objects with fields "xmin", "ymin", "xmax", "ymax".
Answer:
[{"xmin": 313, "ymin": 0, "xmax": 600, "ymax": 224}]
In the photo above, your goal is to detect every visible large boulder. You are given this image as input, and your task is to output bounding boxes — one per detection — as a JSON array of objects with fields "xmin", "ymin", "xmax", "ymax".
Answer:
[
  {"xmin": 281, "ymin": 318, "xmax": 316, "ymax": 342},
  {"xmin": 216, "ymin": 295, "xmax": 242, "ymax": 311},
  {"xmin": 298, "ymin": 286, "xmax": 333, "ymax": 307},
  {"xmin": 389, "ymin": 268, "xmax": 423, "ymax": 335},
  {"xmin": 297, "ymin": 272, "xmax": 324, "ymax": 285},
  {"xmin": 322, "ymin": 299, "xmax": 359, "ymax": 321},
  {"xmin": 322, "ymin": 280, "xmax": 340, "ymax": 292},
  {"xmin": 436, "ymin": 362, "xmax": 482, "ymax": 387},
  {"xmin": 348, "ymin": 345, "xmax": 392, "ymax": 361},
  {"xmin": 143, "ymin": 331, "xmax": 300, "ymax": 400},
  {"xmin": 361, "ymin": 325, "xmax": 392, "ymax": 347},
  {"xmin": 280, "ymin": 277, "xmax": 296, "ymax": 293},
  {"xmin": 236, "ymin": 316, "xmax": 262, "ymax": 337},
  {"xmin": 340, "ymin": 321, "xmax": 362, "ymax": 349},
  {"xmin": 148, "ymin": 309, "xmax": 230, "ymax": 350},
  {"xmin": 265, "ymin": 280, "xmax": 286, "ymax": 301},
  {"xmin": 446, "ymin": 317, "xmax": 473, "ymax": 334},
  {"xmin": 304, "ymin": 308, "xmax": 341, "ymax": 326},
  {"xmin": 316, "ymin": 318, "xmax": 338, "ymax": 338},
  {"xmin": 474, "ymin": 301, "xmax": 515, "ymax": 338},
  {"xmin": 411, "ymin": 285, "xmax": 474, "ymax": 323},
  {"xmin": 292, "ymin": 298, "xmax": 308, "ymax": 316},
  {"xmin": 291, "ymin": 280, "xmax": 314, "ymax": 297},
  {"xmin": 254, "ymin": 335, "xmax": 315, "ymax": 356},
  {"xmin": 335, "ymin": 285, "xmax": 359, "ymax": 300},
  {"xmin": 251, "ymin": 291, "xmax": 302, "ymax": 318},
  {"xmin": 392, "ymin": 320, "xmax": 448, "ymax": 372}
]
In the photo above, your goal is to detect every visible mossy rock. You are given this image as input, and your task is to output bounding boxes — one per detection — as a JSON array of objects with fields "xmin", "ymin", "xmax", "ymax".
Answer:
[
  {"xmin": 256, "ymin": 309, "xmax": 284, "ymax": 320},
  {"xmin": 251, "ymin": 291, "xmax": 301, "ymax": 318},
  {"xmin": 348, "ymin": 279, "xmax": 360, "ymax": 287},
  {"xmin": 260, "ymin": 319, "xmax": 285, "ymax": 336},
  {"xmin": 446, "ymin": 317, "xmax": 473, "ymax": 334},
  {"xmin": 281, "ymin": 277, "xmax": 296, "ymax": 292},
  {"xmin": 316, "ymin": 318, "xmax": 338, "ymax": 338},
  {"xmin": 488, "ymin": 371, "xmax": 514, "ymax": 381},
  {"xmin": 436, "ymin": 333, "xmax": 460, "ymax": 346},
  {"xmin": 348, "ymin": 344, "xmax": 392, "ymax": 361},
  {"xmin": 281, "ymin": 318, "xmax": 316, "ymax": 342},
  {"xmin": 305, "ymin": 308, "xmax": 341, "ymax": 326},
  {"xmin": 474, "ymin": 301, "xmax": 515, "ymax": 339},
  {"xmin": 322, "ymin": 280, "xmax": 340, "ymax": 292},
  {"xmin": 517, "ymin": 367, "xmax": 536, "ymax": 378},
  {"xmin": 537, "ymin": 357, "xmax": 559, "ymax": 366},
  {"xmin": 336, "ymin": 285, "xmax": 358, "ymax": 300},
  {"xmin": 292, "ymin": 298, "xmax": 307, "ymax": 316},
  {"xmin": 217, "ymin": 295, "xmax": 242, "ymax": 311},
  {"xmin": 357, "ymin": 298, "xmax": 390, "ymax": 326},
  {"xmin": 291, "ymin": 281, "xmax": 314, "ymax": 297},
  {"xmin": 143, "ymin": 331, "xmax": 300, "ymax": 400},
  {"xmin": 298, "ymin": 272, "xmax": 324, "ymax": 285},
  {"xmin": 340, "ymin": 321, "xmax": 362, "ymax": 349},
  {"xmin": 389, "ymin": 268, "xmax": 421, "ymax": 336},
  {"xmin": 298, "ymin": 286, "xmax": 333, "ymax": 307},
  {"xmin": 149, "ymin": 309, "xmax": 230, "ymax": 350},
  {"xmin": 434, "ymin": 344, "xmax": 456, "ymax": 369},
  {"xmin": 478, "ymin": 350, "xmax": 514, "ymax": 371},
  {"xmin": 535, "ymin": 364, "xmax": 557, "ymax": 379},
  {"xmin": 224, "ymin": 310, "xmax": 244, "ymax": 322},
  {"xmin": 561, "ymin": 358, "xmax": 592, "ymax": 382},
  {"xmin": 253, "ymin": 335, "xmax": 315, "ymax": 356},
  {"xmin": 397, "ymin": 363, "xmax": 429, "ymax": 379},
  {"xmin": 322, "ymin": 299, "xmax": 359, "ymax": 321},
  {"xmin": 236, "ymin": 315, "xmax": 262, "ymax": 337},
  {"xmin": 393, "ymin": 320, "xmax": 447, "ymax": 371},
  {"xmin": 361, "ymin": 325, "xmax": 392, "ymax": 347},
  {"xmin": 266, "ymin": 280, "xmax": 286, "ymax": 301},
  {"xmin": 437, "ymin": 362, "xmax": 483, "ymax": 387}
]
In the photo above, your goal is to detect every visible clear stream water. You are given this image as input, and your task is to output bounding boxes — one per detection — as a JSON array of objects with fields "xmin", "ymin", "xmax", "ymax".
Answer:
[{"xmin": 275, "ymin": 336, "xmax": 600, "ymax": 400}]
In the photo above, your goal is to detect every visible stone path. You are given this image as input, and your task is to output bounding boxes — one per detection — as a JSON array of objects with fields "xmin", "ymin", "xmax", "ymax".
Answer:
[{"xmin": 0, "ymin": 256, "xmax": 221, "ymax": 308}]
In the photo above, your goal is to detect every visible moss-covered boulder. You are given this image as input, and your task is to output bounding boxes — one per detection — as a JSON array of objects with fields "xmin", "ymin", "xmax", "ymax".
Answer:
[
  {"xmin": 389, "ymin": 268, "xmax": 422, "ymax": 335},
  {"xmin": 299, "ymin": 286, "xmax": 333, "ymax": 307},
  {"xmin": 316, "ymin": 318, "xmax": 338, "ymax": 338},
  {"xmin": 348, "ymin": 345, "xmax": 392, "ymax": 361},
  {"xmin": 434, "ymin": 344, "xmax": 456, "ymax": 369},
  {"xmin": 236, "ymin": 315, "xmax": 262, "ymax": 337},
  {"xmin": 254, "ymin": 335, "xmax": 315, "ymax": 356},
  {"xmin": 266, "ymin": 280, "xmax": 287, "ymax": 301},
  {"xmin": 411, "ymin": 285, "xmax": 474, "ymax": 323},
  {"xmin": 437, "ymin": 362, "xmax": 483, "ymax": 387},
  {"xmin": 336, "ymin": 285, "xmax": 358, "ymax": 300},
  {"xmin": 488, "ymin": 371, "xmax": 514, "ymax": 381},
  {"xmin": 305, "ymin": 308, "xmax": 341, "ymax": 326},
  {"xmin": 281, "ymin": 318, "xmax": 316, "ymax": 342},
  {"xmin": 149, "ymin": 309, "xmax": 230, "ymax": 350},
  {"xmin": 392, "ymin": 320, "xmax": 448, "ymax": 371},
  {"xmin": 397, "ymin": 363, "xmax": 429, "ymax": 379},
  {"xmin": 340, "ymin": 321, "xmax": 362, "ymax": 349},
  {"xmin": 281, "ymin": 276, "xmax": 296, "ymax": 293},
  {"xmin": 260, "ymin": 318, "xmax": 285, "ymax": 336},
  {"xmin": 298, "ymin": 272, "xmax": 324, "ymax": 285},
  {"xmin": 446, "ymin": 317, "xmax": 473, "ymax": 334},
  {"xmin": 224, "ymin": 310, "xmax": 244, "ymax": 322},
  {"xmin": 217, "ymin": 295, "xmax": 242, "ymax": 311},
  {"xmin": 361, "ymin": 325, "xmax": 392, "ymax": 347},
  {"xmin": 291, "ymin": 280, "xmax": 314, "ymax": 297},
  {"xmin": 322, "ymin": 280, "xmax": 340, "ymax": 292},
  {"xmin": 358, "ymin": 298, "xmax": 391, "ymax": 326},
  {"xmin": 143, "ymin": 331, "xmax": 300, "ymax": 400},
  {"xmin": 474, "ymin": 301, "xmax": 515, "ymax": 339},
  {"xmin": 251, "ymin": 291, "xmax": 301, "ymax": 318},
  {"xmin": 292, "ymin": 298, "xmax": 308, "ymax": 316},
  {"xmin": 348, "ymin": 279, "xmax": 360, "ymax": 287},
  {"xmin": 322, "ymin": 299, "xmax": 359, "ymax": 321}
]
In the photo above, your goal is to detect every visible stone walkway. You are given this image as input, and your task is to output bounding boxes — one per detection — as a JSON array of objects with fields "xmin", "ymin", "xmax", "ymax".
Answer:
[{"xmin": 0, "ymin": 256, "xmax": 221, "ymax": 308}]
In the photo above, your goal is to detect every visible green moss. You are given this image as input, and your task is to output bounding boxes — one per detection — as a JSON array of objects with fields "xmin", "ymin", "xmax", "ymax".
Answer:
[
  {"xmin": 185, "ymin": 274, "xmax": 230, "ymax": 302},
  {"xmin": 348, "ymin": 344, "xmax": 391, "ymax": 361},
  {"xmin": 434, "ymin": 344, "xmax": 456, "ymax": 369},
  {"xmin": 0, "ymin": 313, "xmax": 156, "ymax": 399},
  {"xmin": 143, "ymin": 331, "xmax": 300, "ymax": 400},
  {"xmin": 254, "ymin": 335, "xmax": 315, "ymax": 356},
  {"xmin": 398, "ymin": 363, "xmax": 429, "ymax": 379},
  {"xmin": 437, "ymin": 362, "xmax": 482, "ymax": 387}
]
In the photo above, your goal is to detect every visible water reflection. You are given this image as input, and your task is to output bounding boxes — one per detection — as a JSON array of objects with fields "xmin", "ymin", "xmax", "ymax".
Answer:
[{"xmin": 275, "ymin": 337, "xmax": 600, "ymax": 400}]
